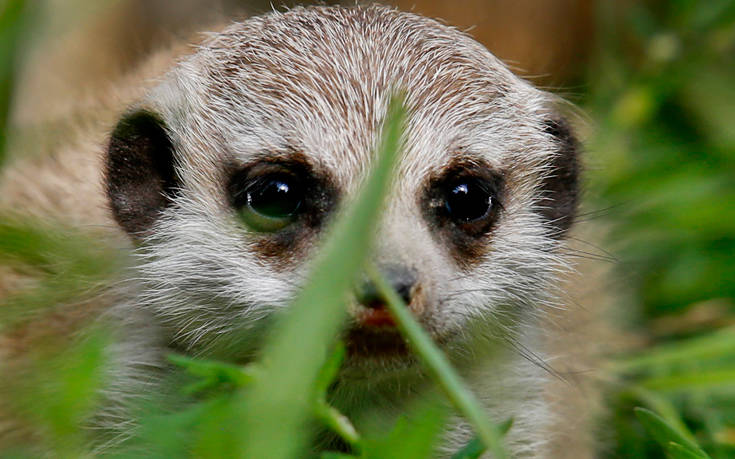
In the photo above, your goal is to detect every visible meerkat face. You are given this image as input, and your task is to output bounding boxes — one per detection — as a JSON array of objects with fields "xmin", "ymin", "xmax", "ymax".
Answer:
[{"xmin": 105, "ymin": 6, "xmax": 578, "ymax": 367}]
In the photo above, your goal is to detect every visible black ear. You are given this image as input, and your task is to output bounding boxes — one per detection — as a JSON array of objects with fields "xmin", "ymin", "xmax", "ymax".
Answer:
[
  {"xmin": 105, "ymin": 110, "xmax": 178, "ymax": 238},
  {"xmin": 539, "ymin": 117, "xmax": 580, "ymax": 238}
]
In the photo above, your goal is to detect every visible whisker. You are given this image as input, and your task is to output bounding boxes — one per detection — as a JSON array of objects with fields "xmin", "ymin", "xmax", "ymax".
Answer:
[
  {"xmin": 562, "ymin": 248, "xmax": 618, "ymax": 264},
  {"xmin": 503, "ymin": 336, "xmax": 568, "ymax": 384},
  {"xmin": 567, "ymin": 236, "xmax": 619, "ymax": 262},
  {"xmin": 575, "ymin": 203, "xmax": 627, "ymax": 219}
]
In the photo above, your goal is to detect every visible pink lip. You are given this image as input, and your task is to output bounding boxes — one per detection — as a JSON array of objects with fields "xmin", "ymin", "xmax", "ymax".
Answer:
[{"xmin": 357, "ymin": 305, "xmax": 397, "ymax": 328}]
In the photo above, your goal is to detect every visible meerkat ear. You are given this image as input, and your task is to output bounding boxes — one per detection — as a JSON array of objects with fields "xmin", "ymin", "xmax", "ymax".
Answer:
[
  {"xmin": 105, "ymin": 110, "xmax": 178, "ymax": 238},
  {"xmin": 539, "ymin": 116, "xmax": 581, "ymax": 238}
]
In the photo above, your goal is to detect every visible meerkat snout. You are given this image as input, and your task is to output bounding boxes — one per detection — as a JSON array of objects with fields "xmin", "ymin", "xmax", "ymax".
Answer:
[{"xmin": 354, "ymin": 264, "xmax": 418, "ymax": 326}]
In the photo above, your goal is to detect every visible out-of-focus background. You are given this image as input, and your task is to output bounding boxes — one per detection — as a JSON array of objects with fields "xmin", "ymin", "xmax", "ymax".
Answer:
[{"xmin": 2, "ymin": 0, "xmax": 734, "ymax": 457}]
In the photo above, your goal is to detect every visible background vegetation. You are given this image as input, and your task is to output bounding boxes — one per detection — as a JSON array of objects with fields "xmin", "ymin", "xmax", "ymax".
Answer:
[
  {"xmin": 585, "ymin": 1, "xmax": 735, "ymax": 457},
  {"xmin": 1, "ymin": 0, "xmax": 734, "ymax": 457}
]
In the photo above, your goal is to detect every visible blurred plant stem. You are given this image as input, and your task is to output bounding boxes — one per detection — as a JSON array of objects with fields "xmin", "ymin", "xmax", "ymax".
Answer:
[{"xmin": 0, "ymin": 0, "xmax": 30, "ymax": 168}]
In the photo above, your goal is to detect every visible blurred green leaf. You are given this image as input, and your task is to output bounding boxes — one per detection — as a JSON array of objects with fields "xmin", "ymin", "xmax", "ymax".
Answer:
[
  {"xmin": 613, "ymin": 327, "xmax": 735, "ymax": 373},
  {"xmin": 8, "ymin": 328, "xmax": 110, "ymax": 457},
  {"xmin": 630, "ymin": 386, "xmax": 701, "ymax": 445},
  {"xmin": 237, "ymin": 95, "xmax": 406, "ymax": 459},
  {"xmin": 367, "ymin": 264, "xmax": 509, "ymax": 459},
  {"xmin": 635, "ymin": 407, "xmax": 709, "ymax": 458},
  {"xmin": 167, "ymin": 354, "xmax": 256, "ymax": 395},
  {"xmin": 314, "ymin": 343, "xmax": 346, "ymax": 397},
  {"xmin": 666, "ymin": 442, "xmax": 713, "ymax": 459},
  {"xmin": 313, "ymin": 344, "xmax": 360, "ymax": 448},
  {"xmin": 642, "ymin": 370, "xmax": 735, "ymax": 394},
  {"xmin": 451, "ymin": 436, "xmax": 485, "ymax": 459},
  {"xmin": 0, "ymin": 0, "xmax": 29, "ymax": 167},
  {"xmin": 679, "ymin": 67, "xmax": 735, "ymax": 150},
  {"xmin": 360, "ymin": 400, "xmax": 446, "ymax": 459},
  {"xmin": 0, "ymin": 217, "xmax": 124, "ymax": 328}
]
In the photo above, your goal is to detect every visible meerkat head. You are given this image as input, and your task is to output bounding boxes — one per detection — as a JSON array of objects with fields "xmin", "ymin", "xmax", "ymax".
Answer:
[{"xmin": 104, "ymin": 5, "xmax": 579, "ymax": 367}]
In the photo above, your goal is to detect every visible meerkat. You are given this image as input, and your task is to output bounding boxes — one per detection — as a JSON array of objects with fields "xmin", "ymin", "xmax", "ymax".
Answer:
[{"xmin": 0, "ymin": 5, "xmax": 596, "ymax": 457}]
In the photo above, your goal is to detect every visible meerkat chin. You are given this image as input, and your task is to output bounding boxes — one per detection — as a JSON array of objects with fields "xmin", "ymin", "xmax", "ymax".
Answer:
[{"xmin": 3, "ymin": 4, "xmax": 584, "ymax": 457}]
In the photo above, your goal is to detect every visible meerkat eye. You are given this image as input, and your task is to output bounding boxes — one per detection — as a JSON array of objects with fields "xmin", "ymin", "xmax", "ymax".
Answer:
[
  {"xmin": 234, "ymin": 173, "xmax": 304, "ymax": 232},
  {"xmin": 228, "ymin": 159, "xmax": 336, "ymax": 236},
  {"xmin": 422, "ymin": 166, "xmax": 503, "ymax": 240},
  {"xmin": 444, "ymin": 179, "xmax": 494, "ymax": 223},
  {"xmin": 248, "ymin": 175, "xmax": 303, "ymax": 217}
]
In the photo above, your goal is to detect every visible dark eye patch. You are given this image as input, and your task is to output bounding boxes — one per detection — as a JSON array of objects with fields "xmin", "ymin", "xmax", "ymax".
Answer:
[
  {"xmin": 423, "ymin": 161, "xmax": 504, "ymax": 236},
  {"xmin": 228, "ymin": 158, "xmax": 335, "ymax": 233},
  {"xmin": 106, "ymin": 110, "xmax": 178, "ymax": 239},
  {"xmin": 421, "ymin": 159, "xmax": 504, "ymax": 266},
  {"xmin": 538, "ymin": 117, "xmax": 580, "ymax": 238}
]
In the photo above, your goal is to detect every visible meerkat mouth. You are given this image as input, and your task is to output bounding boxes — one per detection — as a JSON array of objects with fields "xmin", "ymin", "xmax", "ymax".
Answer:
[
  {"xmin": 345, "ymin": 303, "xmax": 408, "ymax": 358},
  {"xmin": 343, "ymin": 326, "xmax": 410, "ymax": 359},
  {"xmin": 355, "ymin": 303, "xmax": 397, "ymax": 328}
]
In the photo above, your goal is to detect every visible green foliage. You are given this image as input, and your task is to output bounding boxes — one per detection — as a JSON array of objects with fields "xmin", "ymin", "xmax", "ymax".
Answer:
[
  {"xmin": 0, "ymin": 218, "xmax": 125, "ymax": 329},
  {"xmin": 233, "ymin": 96, "xmax": 407, "ymax": 459},
  {"xmin": 450, "ymin": 422, "xmax": 512, "ymax": 459},
  {"xmin": 450, "ymin": 437, "xmax": 486, "ymax": 459},
  {"xmin": 6, "ymin": 329, "xmax": 110, "ymax": 457},
  {"xmin": 635, "ymin": 408, "xmax": 709, "ymax": 459},
  {"xmin": 0, "ymin": 217, "xmax": 124, "ymax": 456},
  {"xmin": 588, "ymin": 1, "xmax": 735, "ymax": 457},
  {"xmin": 1, "ymin": 0, "xmax": 734, "ymax": 457},
  {"xmin": 0, "ymin": 0, "xmax": 29, "ymax": 167},
  {"xmin": 358, "ymin": 401, "xmax": 447, "ymax": 459},
  {"xmin": 367, "ymin": 264, "xmax": 509, "ymax": 458},
  {"xmin": 587, "ymin": 0, "xmax": 735, "ymax": 316},
  {"xmin": 168, "ymin": 354, "xmax": 256, "ymax": 395}
]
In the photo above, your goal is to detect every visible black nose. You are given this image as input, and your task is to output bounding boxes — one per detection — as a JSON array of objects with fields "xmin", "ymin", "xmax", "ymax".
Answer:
[{"xmin": 356, "ymin": 265, "xmax": 417, "ymax": 308}]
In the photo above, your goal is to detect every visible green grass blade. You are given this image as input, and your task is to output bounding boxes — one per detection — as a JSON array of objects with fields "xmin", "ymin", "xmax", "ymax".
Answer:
[
  {"xmin": 450, "ymin": 436, "xmax": 485, "ymax": 459},
  {"xmin": 640, "ymin": 369, "xmax": 735, "ymax": 393},
  {"xmin": 628, "ymin": 386, "xmax": 697, "ymax": 446},
  {"xmin": 360, "ymin": 399, "xmax": 447, "ymax": 459},
  {"xmin": 665, "ymin": 442, "xmax": 711, "ymax": 459},
  {"xmin": 314, "ymin": 403, "xmax": 361, "ymax": 449},
  {"xmin": 314, "ymin": 343, "xmax": 346, "ymax": 397},
  {"xmin": 166, "ymin": 354, "xmax": 255, "ymax": 395},
  {"xmin": 5, "ymin": 328, "xmax": 111, "ymax": 457},
  {"xmin": 0, "ymin": 218, "xmax": 124, "ymax": 329},
  {"xmin": 634, "ymin": 407, "xmax": 709, "ymax": 459},
  {"xmin": 0, "ymin": 0, "xmax": 29, "ymax": 168},
  {"xmin": 313, "ymin": 344, "xmax": 360, "ymax": 448},
  {"xmin": 611, "ymin": 327, "xmax": 735, "ymax": 373},
  {"xmin": 238, "ymin": 96, "xmax": 406, "ymax": 459},
  {"xmin": 451, "ymin": 420, "xmax": 512, "ymax": 459},
  {"xmin": 366, "ymin": 264, "xmax": 508, "ymax": 459}
]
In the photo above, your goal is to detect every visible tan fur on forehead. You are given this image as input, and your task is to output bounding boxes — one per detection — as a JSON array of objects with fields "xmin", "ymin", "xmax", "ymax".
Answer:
[{"xmin": 155, "ymin": 4, "xmax": 549, "ymax": 192}]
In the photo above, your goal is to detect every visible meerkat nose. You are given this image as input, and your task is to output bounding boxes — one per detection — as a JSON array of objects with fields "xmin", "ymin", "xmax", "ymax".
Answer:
[{"xmin": 356, "ymin": 265, "xmax": 417, "ymax": 309}]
